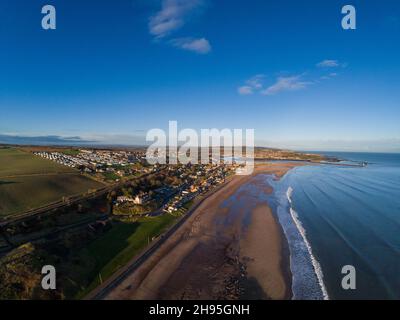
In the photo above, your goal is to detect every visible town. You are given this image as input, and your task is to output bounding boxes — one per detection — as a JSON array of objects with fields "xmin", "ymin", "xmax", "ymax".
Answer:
[{"xmin": 33, "ymin": 148, "xmax": 239, "ymax": 217}]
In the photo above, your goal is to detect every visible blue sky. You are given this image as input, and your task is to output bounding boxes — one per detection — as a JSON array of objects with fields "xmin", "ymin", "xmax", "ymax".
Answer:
[{"xmin": 1, "ymin": 0, "xmax": 400, "ymax": 151}]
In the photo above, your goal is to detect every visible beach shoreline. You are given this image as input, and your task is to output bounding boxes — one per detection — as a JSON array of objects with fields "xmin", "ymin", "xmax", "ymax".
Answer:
[{"xmin": 102, "ymin": 162, "xmax": 304, "ymax": 300}]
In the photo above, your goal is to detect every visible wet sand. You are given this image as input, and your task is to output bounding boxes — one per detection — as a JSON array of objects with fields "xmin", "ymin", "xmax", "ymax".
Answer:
[{"xmin": 104, "ymin": 162, "xmax": 302, "ymax": 300}]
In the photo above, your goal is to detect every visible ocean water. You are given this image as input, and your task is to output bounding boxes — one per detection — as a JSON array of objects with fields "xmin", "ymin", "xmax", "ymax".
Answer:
[{"xmin": 268, "ymin": 152, "xmax": 400, "ymax": 300}]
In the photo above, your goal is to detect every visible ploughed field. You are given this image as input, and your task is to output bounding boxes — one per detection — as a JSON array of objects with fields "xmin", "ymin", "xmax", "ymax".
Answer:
[{"xmin": 0, "ymin": 147, "xmax": 103, "ymax": 217}]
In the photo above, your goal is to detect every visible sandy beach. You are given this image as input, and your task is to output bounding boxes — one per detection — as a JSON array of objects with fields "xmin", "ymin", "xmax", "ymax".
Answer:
[{"xmin": 103, "ymin": 162, "xmax": 302, "ymax": 300}]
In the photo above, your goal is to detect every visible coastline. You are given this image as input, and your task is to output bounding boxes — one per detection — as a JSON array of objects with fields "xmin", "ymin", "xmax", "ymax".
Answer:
[{"xmin": 102, "ymin": 162, "xmax": 303, "ymax": 300}]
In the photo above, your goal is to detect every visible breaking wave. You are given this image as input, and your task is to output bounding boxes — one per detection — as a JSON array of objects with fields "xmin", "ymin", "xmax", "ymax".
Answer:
[{"xmin": 286, "ymin": 187, "xmax": 329, "ymax": 300}]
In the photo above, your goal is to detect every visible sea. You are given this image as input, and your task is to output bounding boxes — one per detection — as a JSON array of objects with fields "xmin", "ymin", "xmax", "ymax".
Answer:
[{"xmin": 266, "ymin": 152, "xmax": 400, "ymax": 300}]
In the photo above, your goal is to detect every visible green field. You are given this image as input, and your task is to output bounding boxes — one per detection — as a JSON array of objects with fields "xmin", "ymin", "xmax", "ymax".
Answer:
[
  {"xmin": 63, "ymin": 214, "xmax": 177, "ymax": 298},
  {"xmin": 0, "ymin": 147, "xmax": 74, "ymax": 177},
  {"xmin": 0, "ymin": 148, "xmax": 103, "ymax": 217}
]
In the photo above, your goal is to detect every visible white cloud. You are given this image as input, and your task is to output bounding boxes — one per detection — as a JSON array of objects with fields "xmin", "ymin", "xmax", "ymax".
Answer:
[
  {"xmin": 246, "ymin": 74, "xmax": 264, "ymax": 89},
  {"xmin": 261, "ymin": 75, "xmax": 312, "ymax": 96},
  {"xmin": 239, "ymin": 74, "xmax": 312, "ymax": 96},
  {"xmin": 317, "ymin": 60, "xmax": 340, "ymax": 68},
  {"xmin": 237, "ymin": 74, "xmax": 265, "ymax": 95},
  {"xmin": 238, "ymin": 86, "xmax": 253, "ymax": 95},
  {"xmin": 170, "ymin": 37, "xmax": 211, "ymax": 54},
  {"xmin": 320, "ymin": 72, "xmax": 339, "ymax": 80},
  {"xmin": 238, "ymin": 61, "xmax": 347, "ymax": 96},
  {"xmin": 149, "ymin": 0, "xmax": 203, "ymax": 38}
]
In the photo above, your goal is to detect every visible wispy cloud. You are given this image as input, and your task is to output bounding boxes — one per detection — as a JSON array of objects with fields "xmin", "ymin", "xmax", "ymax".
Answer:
[
  {"xmin": 321, "ymin": 72, "xmax": 339, "ymax": 80},
  {"xmin": 170, "ymin": 37, "xmax": 211, "ymax": 54},
  {"xmin": 238, "ymin": 74, "xmax": 265, "ymax": 95},
  {"xmin": 148, "ymin": 0, "xmax": 211, "ymax": 55},
  {"xmin": 261, "ymin": 75, "xmax": 312, "ymax": 96},
  {"xmin": 238, "ymin": 86, "xmax": 253, "ymax": 95},
  {"xmin": 316, "ymin": 59, "xmax": 346, "ymax": 68},
  {"xmin": 246, "ymin": 74, "xmax": 264, "ymax": 89},
  {"xmin": 149, "ymin": 0, "xmax": 203, "ymax": 38},
  {"xmin": 238, "ymin": 74, "xmax": 312, "ymax": 96},
  {"xmin": 239, "ymin": 59, "xmax": 347, "ymax": 96}
]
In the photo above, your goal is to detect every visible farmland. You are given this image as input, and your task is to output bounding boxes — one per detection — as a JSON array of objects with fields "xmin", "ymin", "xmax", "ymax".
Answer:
[
  {"xmin": 0, "ymin": 147, "xmax": 104, "ymax": 217},
  {"xmin": 0, "ymin": 147, "xmax": 78, "ymax": 176}
]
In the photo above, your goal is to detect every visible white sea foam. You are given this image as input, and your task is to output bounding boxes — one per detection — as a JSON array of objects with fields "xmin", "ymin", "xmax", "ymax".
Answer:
[{"xmin": 286, "ymin": 187, "xmax": 330, "ymax": 300}]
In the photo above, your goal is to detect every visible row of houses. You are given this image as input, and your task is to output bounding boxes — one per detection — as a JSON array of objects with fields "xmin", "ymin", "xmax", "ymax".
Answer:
[
  {"xmin": 163, "ymin": 164, "xmax": 231, "ymax": 213},
  {"xmin": 34, "ymin": 149, "xmax": 150, "ymax": 179},
  {"xmin": 34, "ymin": 152, "xmax": 83, "ymax": 168}
]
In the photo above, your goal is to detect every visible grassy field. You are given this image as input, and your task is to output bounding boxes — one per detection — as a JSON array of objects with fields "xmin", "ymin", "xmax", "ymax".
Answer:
[
  {"xmin": 0, "ymin": 147, "xmax": 74, "ymax": 177},
  {"xmin": 63, "ymin": 214, "xmax": 177, "ymax": 299},
  {"xmin": 0, "ymin": 148, "xmax": 103, "ymax": 217}
]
